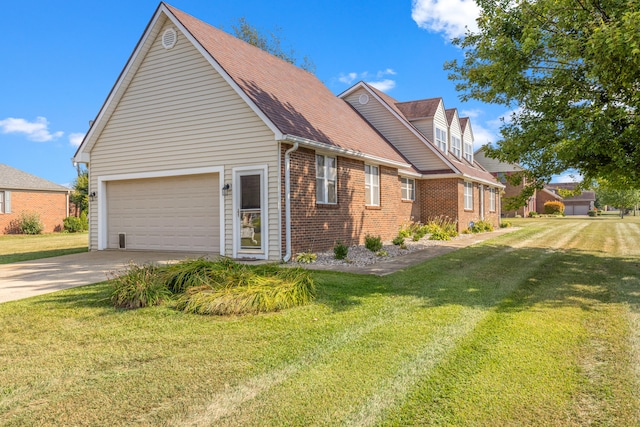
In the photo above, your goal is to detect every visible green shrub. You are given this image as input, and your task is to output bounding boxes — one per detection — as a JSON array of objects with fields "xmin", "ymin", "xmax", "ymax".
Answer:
[
  {"xmin": 333, "ymin": 241, "xmax": 348, "ymax": 260},
  {"xmin": 109, "ymin": 263, "xmax": 171, "ymax": 309},
  {"xmin": 500, "ymin": 220, "xmax": 512, "ymax": 228},
  {"xmin": 375, "ymin": 249, "xmax": 389, "ymax": 257},
  {"xmin": 18, "ymin": 212, "xmax": 43, "ymax": 235},
  {"xmin": 175, "ymin": 267, "xmax": 315, "ymax": 315},
  {"xmin": 588, "ymin": 209, "xmax": 597, "ymax": 217},
  {"xmin": 364, "ymin": 234, "xmax": 383, "ymax": 252},
  {"xmin": 63, "ymin": 216, "xmax": 87, "ymax": 233},
  {"xmin": 429, "ymin": 228, "xmax": 451, "ymax": 241},
  {"xmin": 528, "ymin": 211, "xmax": 539, "ymax": 217},
  {"xmin": 544, "ymin": 201, "xmax": 565, "ymax": 215},
  {"xmin": 392, "ymin": 235, "xmax": 405, "ymax": 246},
  {"xmin": 469, "ymin": 220, "xmax": 494, "ymax": 233},
  {"xmin": 295, "ymin": 252, "xmax": 317, "ymax": 263},
  {"xmin": 160, "ymin": 258, "xmax": 224, "ymax": 294}
]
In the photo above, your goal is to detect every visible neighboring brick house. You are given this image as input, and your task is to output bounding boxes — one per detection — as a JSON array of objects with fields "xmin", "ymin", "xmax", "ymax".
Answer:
[
  {"xmin": 0, "ymin": 164, "xmax": 70, "ymax": 234},
  {"xmin": 475, "ymin": 148, "xmax": 537, "ymax": 217},
  {"xmin": 73, "ymin": 3, "xmax": 503, "ymax": 261}
]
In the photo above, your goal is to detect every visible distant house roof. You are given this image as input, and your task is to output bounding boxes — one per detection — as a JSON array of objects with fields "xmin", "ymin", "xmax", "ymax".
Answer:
[
  {"xmin": 165, "ymin": 4, "xmax": 409, "ymax": 166},
  {"xmin": 546, "ymin": 184, "xmax": 596, "ymax": 202},
  {"xmin": 0, "ymin": 164, "xmax": 70, "ymax": 192}
]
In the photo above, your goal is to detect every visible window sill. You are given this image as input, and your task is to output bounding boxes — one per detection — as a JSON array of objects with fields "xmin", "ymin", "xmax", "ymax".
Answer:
[
  {"xmin": 365, "ymin": 205, "xmax": 381, "ymax": 210},
  {"xmin": 401, "ymin": 199, "xmax": 414, "ymax": 203},
  {"xmin": 317, "ymin": 203, "xmax": 339, "ymax": 209}
]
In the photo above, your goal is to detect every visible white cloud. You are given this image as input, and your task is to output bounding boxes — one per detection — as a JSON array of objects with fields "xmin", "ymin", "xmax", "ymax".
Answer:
[
  {"xmin": 470, "ymin": 122, "xmax": 497, "ymax": 149},
  {"xmin": 337, "ymin": 69, "xmax": 397, "ymax": 92},
  {"xmin": 0, "ymin": 116, "xmax": 63, "ymax": 142},
  {"xmin": 69, "ymin": 132, "xmax": 85, "ymax": 147},
  {"xmin": 460, "ymin": 108, "xmax": 482, "ymax": 118},
  {"xmin": 553, "ymin": 171, "xmax": 583, "ymax": 183},
  {"xmin": 367, "ymin": 79, "xmax": 396, "ymax": 92},
  {"xmin": 411, "ymin": 0, "xmax": 480, "ymax": 40}
]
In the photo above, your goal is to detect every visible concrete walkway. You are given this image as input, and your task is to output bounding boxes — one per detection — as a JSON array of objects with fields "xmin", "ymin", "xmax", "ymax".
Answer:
[{"xmin": 0, "ymin": 250, "xmax": 211, "ymax": 304}]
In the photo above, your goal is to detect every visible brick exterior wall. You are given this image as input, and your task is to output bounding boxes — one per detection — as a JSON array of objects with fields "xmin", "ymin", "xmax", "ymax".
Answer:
[
  {"xmin": 536, "ymin": 190, "xmax": 562, "ymax": 214},
  {"xmin": 281, "ymin": 145, "xmax": 419, "ymax": 253},
  {"xmin": 418, "ymin": 178, "xmax": 500, "ymax": 232},
  {"xmin": 493, "ymin": 172, "xmax": 536, "ymax": 217},
  {"xmin": 0, "ymin": 190, "xmax": 69, "ymax": 234}
]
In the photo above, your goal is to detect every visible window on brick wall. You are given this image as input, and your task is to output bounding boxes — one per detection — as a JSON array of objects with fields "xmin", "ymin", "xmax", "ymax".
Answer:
[
  {"xmin": 435, "ymin": 127, "xmax": 447, "ymax": 152},
  {"xmin": 451, "ymin": 136, "xmax": 461, "ymax": 158},
  {"xmin": 490, "ymin": 187, "xmax": 496, "ymax": 211},
  {"xmin": 364, "ymin": 164, "xmax": 380, "ymax": 206},
  {"xmin": 316, "ymin": 155, "xmax": 337, "ymax": 204},
  {"xmin": 0, "ymin": 191, "xmax": 3, "ymax": 213},
  {"xmin": 464, "ymin": 181, "xmax": 473, "ymax": 210},
  {"xmin": 401, "ymin": 177, "xmax": 415, "ymax": 201}
]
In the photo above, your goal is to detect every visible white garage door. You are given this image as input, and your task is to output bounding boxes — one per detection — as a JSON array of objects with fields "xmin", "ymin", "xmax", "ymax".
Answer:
[
  {"xmin": 565, "ymin": 204, "xmax": 589, "ymax": 216},
  {"xmin": 107, "ymin": 174, "xmax": 219, "ymax": 251}
]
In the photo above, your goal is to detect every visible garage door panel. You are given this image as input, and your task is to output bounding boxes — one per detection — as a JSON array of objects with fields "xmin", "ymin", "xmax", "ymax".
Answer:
[{"xmin": 107, "ymin": 174, "xmax": 219, "ymax": 252}]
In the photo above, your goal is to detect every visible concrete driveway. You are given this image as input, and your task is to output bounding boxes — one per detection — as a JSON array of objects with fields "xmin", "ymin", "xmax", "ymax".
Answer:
[{"xmin": 0, "ymin": 250, "xmax": 213, "ymax": 304}]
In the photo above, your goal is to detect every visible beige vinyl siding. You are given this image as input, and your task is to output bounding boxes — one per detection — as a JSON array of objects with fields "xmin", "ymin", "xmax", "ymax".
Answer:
[
  {"xmin": 448, "ymin": 112, "xmax": 462, "ymax": 159},
  {"xmin": 344, "ymin": 88, "xmax": 447, "ymax": 171},
  {"xmin": 88, "ymin": 22, "xmax": 280, "ymax": 259},
  {"xmin": 409, "ymin": 103, "xmax": 449, "ymax": 154},
  {"xmin": 474, "ymin": 149, "xmax": 523, "ymax": 173},
  {"xmin": 462, "ymin": 123, "xmax": 474, "ymax": 163}
]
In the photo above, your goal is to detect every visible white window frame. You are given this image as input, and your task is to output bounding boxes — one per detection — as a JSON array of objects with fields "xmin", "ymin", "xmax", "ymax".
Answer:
[
  {"xmin": 364, "ymin": 164, "xmax": 380, "ymax": 206},
  {"xmin": 316, "ymin": 154, "xmax": 337, "ymax": 204},
  {"xmin": 464, "ymin": 181, "xmax": 474, "ymax": 211},
  {"xmin": 451, "ymin": 135, "xmax": 462, "ymax": 158},
  {"xmin": 463, "ymin": 139, "xmax": 473, "ymax": 162},
  {"xmin": 490, "ymin": 187, "xmax": 496, "ymax": 212},
  {"xmin": 0, "ymin": 191, "xmax": 4, "ymax": 213},
  {"xmin": 435, "ymin": 128, "xmax": 448, "ymax": 152},
  {"xmin": 401, "ymin": 177, "xmax": 415, "ymax": 201}
]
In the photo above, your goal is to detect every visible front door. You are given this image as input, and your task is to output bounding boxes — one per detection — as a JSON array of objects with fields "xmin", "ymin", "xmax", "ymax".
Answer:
[{"xmin": 233, "ymin": 168, "xmax": 266, "ymax": 258}]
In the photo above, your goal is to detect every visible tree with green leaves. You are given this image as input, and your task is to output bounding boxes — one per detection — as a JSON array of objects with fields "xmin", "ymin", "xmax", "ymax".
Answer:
[
  {"xmin": 595, "ymin": 179, "xmax": 640, "ymax": 218},
  {"xmin": 70, "ymin": 169, "xmax": 88, "ymax": 216},
  {"xmin": 446, "ymin": 0, "xmax": 640, "ymax": 198},
  {"xmin": 231, "ymin": 17, "xmax": 316, "ymax": 73}
]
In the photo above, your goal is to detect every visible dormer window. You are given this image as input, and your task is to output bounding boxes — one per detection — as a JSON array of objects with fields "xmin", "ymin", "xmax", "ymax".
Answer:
[
  {"xmin": 451, "ymin": 136, "xmax": 461, "ymax": 158},
  {"xmin": 463, "ymin": 139, "xmax": 473, "ymax": 162},
  {"xmin": 435, "ymin": 128, "xmax": 447, "ymax": 152}
]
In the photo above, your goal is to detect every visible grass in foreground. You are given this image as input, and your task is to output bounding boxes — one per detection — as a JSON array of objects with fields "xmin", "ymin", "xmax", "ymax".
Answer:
[
  {"xmin": 0, "ymin": 217, "xmax": 639, "ymax": 425},
  {"xmin": 0, "ymin": 232, "xmax": 88, "ymax": 264}
]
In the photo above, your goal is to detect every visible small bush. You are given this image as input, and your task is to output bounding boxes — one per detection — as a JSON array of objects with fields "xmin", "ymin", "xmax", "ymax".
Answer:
[
  {"xmin": 544, "ymin": 201, "xmax": 565, "ymax": 215},
  {"xmin": 161, "ymin": 258, "xmax": 223, "ymax": 294},
  {"xmin": 295, "ymin": 252, "xmax": 317, "ymax": 263},
  {"xmin": 528, "ymin": 211, "xmax": 539, "ymax": 217},
  {"xmin": 18, "ymin": 212, "xmax": 44, "ymax": 235},
  {"xmin": 392, "ymin": 235, "xmax": 405, "ymax": 246},
  {"xmin": 588, "ymin": 209, "xmax": 597, "ymax": 217},
  {"xmin": 429, "ymin": 228, "xmax": 451, "ymax": 241},
  {"xmin": 63, "ymin": 216, "xmax": 88, "ymax": 232},
  {"xmin": 109, "ymin": 263, "xmax": 171, "ymax": 309},
  {"xmin": 500, "ymin": 220, "xmax": 512, "ymax": 228},
  {"xmin": 469, "ymin": 220, "xmax": 494, "ymax": 233},
  {"xmin": 334, "ymin": 241, "xmax": 349, "ymax": 260},
  {"xmin": 375, "ymin": 249, "xmax": 389, "ymax": 257},
  {"xmin": 364, "ymin": 234, "xmax": 383, "ymax": 252}
]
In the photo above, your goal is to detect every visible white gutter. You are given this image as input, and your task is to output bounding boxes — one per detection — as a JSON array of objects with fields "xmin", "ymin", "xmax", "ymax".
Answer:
[
  {"xmin": 282, "ymin": 134, "xmax": 411, "ymax": 170},
  {"xmin": 283, "ymin": 142, "xmax": 299, "ymax": 263}
]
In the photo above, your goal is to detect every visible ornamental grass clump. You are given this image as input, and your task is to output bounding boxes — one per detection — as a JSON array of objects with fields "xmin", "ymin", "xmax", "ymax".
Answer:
[
  {"xmin": 174, "ymin": 266, "xmax": 315, "ymax": 316},
  {"xmin": 109, "ymin": 263, "xmax": 171, "ymax": 309}
]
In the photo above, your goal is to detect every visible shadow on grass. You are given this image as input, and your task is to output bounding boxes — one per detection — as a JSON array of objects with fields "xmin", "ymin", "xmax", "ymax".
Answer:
[{"xmin": 0, "ymin": 247, "xmax": 88, "ymax": 265}]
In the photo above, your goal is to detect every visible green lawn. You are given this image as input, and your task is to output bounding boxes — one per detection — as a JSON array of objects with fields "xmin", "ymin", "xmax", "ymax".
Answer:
[
  {"xmin": 0, "ymin": 232, "xmax": 88, "ymax": 264},
  {"xmin": 1, "ymin": 217, "xmax": 639, "ymax": 426}
]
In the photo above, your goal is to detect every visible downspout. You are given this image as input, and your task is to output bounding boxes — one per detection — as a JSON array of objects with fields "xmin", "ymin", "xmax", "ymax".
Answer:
[{"xmin": 283, "ymin": 142, "xmax": 299, "ymax": 262}]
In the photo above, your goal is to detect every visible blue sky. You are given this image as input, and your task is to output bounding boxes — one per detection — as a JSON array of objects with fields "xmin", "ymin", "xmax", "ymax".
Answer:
[{"xmin": 1, "ymin": 0, "xmax": 544, "ymax": 187}]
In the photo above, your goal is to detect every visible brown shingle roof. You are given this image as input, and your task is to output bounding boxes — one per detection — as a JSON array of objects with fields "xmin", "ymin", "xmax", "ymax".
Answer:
[
  {"xmin": 445, "ymin": 108, "xmax": 457, "ymax": 125},
  {"xmin": 459, "ymin": 117, "xmax": 470, "ymax": 132},
  {"xmin": 0, "ymin": 164, "xmax": 69, "ymax": 192},
  {"xmin": 395, "ymin": 98, "xmax": 442, "ymax": 120},
  {"xmin": 166, "ymin": 4, "xmax": 408, "ymax": 165}
]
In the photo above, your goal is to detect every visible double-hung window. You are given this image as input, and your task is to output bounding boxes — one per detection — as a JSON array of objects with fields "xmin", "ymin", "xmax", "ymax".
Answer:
[
  {"xmin": 316, "ymin": 155, "xmax": 337, "ymax": 204},
  {"xmin": 364, "ymin": 164, "xmax": 380, "ymax": 206},
  {"xmin": 489, "ymin": 188, "xmax": 496, "ymax": 212},
  {"xmin": 463, "ymin": 139, "xmax": 473, "ymax": 162},
  {"xmin": 451, "ymin": 136, "xmax": 461, "ymax": 158},
  {"xmin": 0, "ymin": 191, "xmax": 4, "ymax": 213},
  {"xmin": 0, "ymin": 191, "xmax": 7, "ymax": 214},
  {"xmin": 435, "ymin": 128, "xmax": 447, "ymax": 152},
  {"xmin": 401, "ymin": 177, "xmax": 415, "ymax": 201},
  {"xmin": 464, "ymin": 181, "xmax": 473, "ymax": 210}
]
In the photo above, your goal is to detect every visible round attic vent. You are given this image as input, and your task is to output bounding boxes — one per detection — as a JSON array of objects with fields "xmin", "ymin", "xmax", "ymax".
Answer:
[
  {"xmin": 358, "ymin": 94, "xmax": 370, "ymax": 105},
  {"xmin": 162, "ymin": 28, "xmax": 177, "ymax": 49}
]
